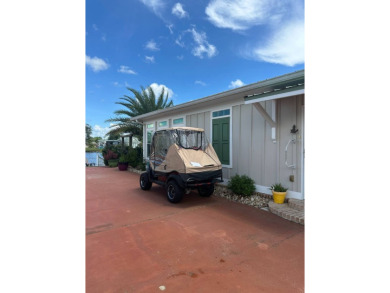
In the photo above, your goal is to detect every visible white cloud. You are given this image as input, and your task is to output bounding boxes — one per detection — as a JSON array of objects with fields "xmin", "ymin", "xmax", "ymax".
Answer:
[
  {"xmin": 177, "ymin": 55, "xmax": 184, "ymax": 60},
  {"xmin": 206, "ymin": 0, "xmax": 304, "ymax": 66},
  {"xmin": 86, "ymin": 55, "xmax": 109, "ymax": 72},
  {"xmin": 195, "ymin": 80, "xmax": 206, "ymax": 86},
  {"xmin": 229, "ymin": 79, "xmax": 245, "ymax": 89},
  {"xmin": 145, "ymin": 56, "xmax": 155, "ymax": 63},
  {"xmin": 145, "ymin": 40, "xmax": 160, "ymax": 51},
  {"xmin": 149, "ymin": 83, "xmax": 174, "ymax": 99},
  {"xmin": 118, "ymin": 65, "xmax": 137, "ymax": 74},
  {"xmin": 92, "ymin": 124, "xmax": 110, "ymax": 138},
  {"xmin": 167, "ymin": 24, "xmax": 174, "ymax": 34},
  {"xmin": 205, "ymin": 0, "xmax": 283, "ymax": 31},
  {"xmin": 189, "ymin": 28, "xmax": 218, "ymax": 59},
  {"xmin": 175, "ymin": 35, "xmax": 185, "ymax": 47},
  {"xmin": 172, "ymin": 3, "xmax": 188, "ymax": 18},
  {"xmin": 138, "ymin": 0, "xmax": 165, "ymax": 17},
  {"xmin": 92, "ymin": 24, "xmax": 98, "ymax": 31},
  {"xmin": 252, "ymin": 19, "xmax": 304, "ymax": 66}
]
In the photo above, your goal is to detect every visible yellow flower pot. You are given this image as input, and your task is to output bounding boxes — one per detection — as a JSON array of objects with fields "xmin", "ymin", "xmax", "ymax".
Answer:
[{"xmin": 272, "ymin": 191, "xmax": 287, "ymax": 204}]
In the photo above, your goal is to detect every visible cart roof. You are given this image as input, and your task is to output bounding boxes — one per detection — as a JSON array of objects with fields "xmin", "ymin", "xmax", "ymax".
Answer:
[{"xmin": 160, "ymin": 126, "xmax": 205, "ymax": 132}]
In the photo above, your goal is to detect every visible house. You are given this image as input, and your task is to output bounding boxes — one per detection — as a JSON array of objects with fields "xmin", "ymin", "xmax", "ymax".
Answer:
[
  {"xmin": 119, "ymin": 133, "xmax": 141, "ymax": 148},
  {"xmin": 105, "ymin": 140, "xmax": 121, "ymax": 147},
  {"xmin": 131, "ymin": 70, "xmax": 305, "ymax": 199}
]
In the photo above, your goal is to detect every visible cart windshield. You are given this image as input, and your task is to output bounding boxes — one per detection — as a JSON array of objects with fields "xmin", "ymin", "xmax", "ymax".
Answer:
[{"xmin": 176, "ymin": 129, "xmax": 206, "ymax": 150}]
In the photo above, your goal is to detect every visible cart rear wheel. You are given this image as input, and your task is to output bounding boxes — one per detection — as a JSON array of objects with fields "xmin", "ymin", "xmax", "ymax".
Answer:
[
  {"xmin": 198, "ymin": 184, "xmax": 214, "ymax": 197},
  {"xmin": 140, "ymin": 172, "xmax": 152, "ymax": 190},
  {"xmin": 166, "ymin": 180, "xmax": 183, "ymax": 203}
]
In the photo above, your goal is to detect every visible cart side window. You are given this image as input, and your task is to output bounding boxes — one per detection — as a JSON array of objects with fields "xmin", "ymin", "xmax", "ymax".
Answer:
[
  {"xmin": 151, "ymin": 132, "xmax": 164, "ymax": 166},
  {"xmin": 151, "ymin": 131, "xmax": 176, "ymax": 166},
  {"xmin": 177, "ymin": 130, "xmax": 208, "ymax": 150}
]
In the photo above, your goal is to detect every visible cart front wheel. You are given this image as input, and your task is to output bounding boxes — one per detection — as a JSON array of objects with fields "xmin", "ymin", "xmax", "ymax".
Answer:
[
  {"xmin": 166, "ymin": 180, "xmax": 183, "ymax": 203},
  {"xmin": 140, "ymin": 172, "xmax": 152, "ymax": 190}
]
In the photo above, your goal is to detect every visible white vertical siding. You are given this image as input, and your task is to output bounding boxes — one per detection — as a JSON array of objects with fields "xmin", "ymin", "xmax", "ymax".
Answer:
[
  {"xmin": 238, "ymin": 104, "xmax": 252, "ymax": 176},
  {"xmin": 204, "ymin": 112, "xmax": 211, "ymax": 138},
  {"xmin": 228, "ymin": 95, "xmax": 304, "ymax": 194},
  {"xmin": 250, "ymin": 102, "xmax": 265, "ymax": 184},
  {"xmin": 277, "ymin": 94, "xmax": 304, "ymax": 193}
]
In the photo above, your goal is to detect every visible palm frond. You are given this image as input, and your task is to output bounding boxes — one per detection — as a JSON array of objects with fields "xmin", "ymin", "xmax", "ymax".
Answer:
[{"xmin": 105, "ymin": 85, "xmax": 175, "ymax": 138}]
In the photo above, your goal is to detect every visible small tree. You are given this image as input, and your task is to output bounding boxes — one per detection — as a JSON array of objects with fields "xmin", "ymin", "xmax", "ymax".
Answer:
[{"xmin": 85, "ymin": 124, "xmax": 92, "ymax": 145}]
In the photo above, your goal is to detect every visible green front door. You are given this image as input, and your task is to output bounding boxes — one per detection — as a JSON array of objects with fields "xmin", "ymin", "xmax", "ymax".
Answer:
[{"xmin": 212, "ymin": 117, "xmax": 230, "ymax": 165}]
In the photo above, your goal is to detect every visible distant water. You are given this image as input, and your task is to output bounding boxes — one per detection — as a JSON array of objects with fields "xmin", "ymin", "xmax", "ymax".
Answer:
[{"xmin": 86, "ymin": 152, "xmax": 104, "ymax": 166}]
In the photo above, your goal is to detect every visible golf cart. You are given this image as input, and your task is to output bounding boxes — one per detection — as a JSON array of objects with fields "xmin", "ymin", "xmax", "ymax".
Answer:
[{"xmin": 140, "ymin": 127, "xmax": 223, "ymax": 203}]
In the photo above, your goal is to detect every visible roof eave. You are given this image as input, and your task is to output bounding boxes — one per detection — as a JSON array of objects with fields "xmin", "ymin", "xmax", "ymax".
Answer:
[{"xmin": 131, "ymin": 69, "xmax": 304, "ymax": 123}]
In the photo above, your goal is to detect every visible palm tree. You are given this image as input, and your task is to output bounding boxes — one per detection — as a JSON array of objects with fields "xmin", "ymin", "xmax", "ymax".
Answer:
[{"xmin": 105, "ymin": 86, "xmax": 174, "ymax": 138}]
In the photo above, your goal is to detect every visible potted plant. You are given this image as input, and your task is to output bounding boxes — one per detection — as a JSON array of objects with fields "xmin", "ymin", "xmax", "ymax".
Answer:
[
  {"xmin": 118, "ymin": 154, "xmax": 129, "ymax": 171},
  {"xmin": 270, "ymin": 183, "xmax": 288, "ymax": 204}
]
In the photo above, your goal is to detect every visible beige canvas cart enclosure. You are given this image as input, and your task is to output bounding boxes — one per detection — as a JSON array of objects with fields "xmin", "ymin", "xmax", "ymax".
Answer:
[{"xmin": 140, "ymin": 127, "xmax": 223, "ymax": 203}]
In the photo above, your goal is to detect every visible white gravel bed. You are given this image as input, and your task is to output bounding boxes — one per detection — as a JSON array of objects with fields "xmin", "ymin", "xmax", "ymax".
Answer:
[{"xmin": 212, "ymin": 184, "xmax": 272, "ymax": 209}]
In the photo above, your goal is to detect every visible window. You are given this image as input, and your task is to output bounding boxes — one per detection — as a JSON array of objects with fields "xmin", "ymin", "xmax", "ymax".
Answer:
[
  {"xmin": 158, "ymin": 121, "xmax": 168, "ymax": 128},
  {"xmin": 212, "ymin": 109, "xmax": 231, "ymax": 165},
  {"xmin": 146, "ymin": 123, "xmax": 155, "ymax": 157},
  {"xmin": 176, "ymin": 129, "xmax": 205, "ymax": 150},
  {"xmin": 173, "ymin": 117, "xmax": 184, "ymax": 125},
  {"xmin": 147, "ymin": 130, "xmax": 154, "ymax": 157},
  {"xmin": 212, "ymin": 109, "xmax": 230, "ymax": 118}
]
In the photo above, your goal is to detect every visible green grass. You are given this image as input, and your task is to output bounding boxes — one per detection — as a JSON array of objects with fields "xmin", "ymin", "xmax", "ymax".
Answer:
[
  {"xmin": 108, "ymin": 159, "xmax": 119, "ymax": 167},
  {"xmin": 86, "ymin": 147, "xmax": 102, "ymax": 153}
]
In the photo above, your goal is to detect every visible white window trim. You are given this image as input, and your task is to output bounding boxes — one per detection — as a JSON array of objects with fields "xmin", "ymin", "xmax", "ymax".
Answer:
[
  {"xmin": 171, "ymin": 115, "xmax": 186, "ymax": 127},
  {"xmin": 210, "ymin": 107, "xmax": 233, "ymax": 168}
]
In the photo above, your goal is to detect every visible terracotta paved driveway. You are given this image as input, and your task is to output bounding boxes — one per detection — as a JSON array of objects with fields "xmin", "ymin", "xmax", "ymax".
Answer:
[{"xmin": 86, "ymin": 167, "xmax": 304, "ymax": 293}]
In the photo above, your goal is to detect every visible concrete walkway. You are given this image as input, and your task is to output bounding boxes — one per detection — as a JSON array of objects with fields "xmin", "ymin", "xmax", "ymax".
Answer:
[{"xmin": 86, "ymin": 167, "xmax": 304, "ymax": 293}]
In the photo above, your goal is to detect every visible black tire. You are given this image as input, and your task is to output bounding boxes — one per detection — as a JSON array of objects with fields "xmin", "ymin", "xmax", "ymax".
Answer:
[
  {"xmin": 166, "ymin": 180, "xmax": 183, "ymax": 203},
  {"xmin": 198, "ymin": 184, "xmax": 214, "ymax": 197},
  {"xmin": 140, "ymin": 172, "xmax": 152, "ymax": 190}
]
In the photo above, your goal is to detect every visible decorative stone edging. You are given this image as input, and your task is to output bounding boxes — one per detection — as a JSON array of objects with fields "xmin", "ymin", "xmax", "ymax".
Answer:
[
  {"xmin": 212, "ymin": 184, "xmax": 272, "ymax": 209},
  {"xmin": 127, "ymin": 167, "xmax": 144, "ymax": 174}
]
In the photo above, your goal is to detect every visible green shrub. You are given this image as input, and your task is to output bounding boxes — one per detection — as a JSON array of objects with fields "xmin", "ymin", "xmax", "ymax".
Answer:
[
  {"xmin": 108, "ymin": 159, "xmax": 119, "ymax": 167},
  {"xmin": 136, "ymin": 160, "xmax": 146, "ymax": 171},
  {"xmin": 119, "ymin": 154, "xmax": 129, "ymax": 163},
  {"xmin": 127, "ymin": 146, "xmax": 143, "ymax": 168},
  {"xmin": 227, "ymin": 174, "xmax": 256, "ymax": 196}
]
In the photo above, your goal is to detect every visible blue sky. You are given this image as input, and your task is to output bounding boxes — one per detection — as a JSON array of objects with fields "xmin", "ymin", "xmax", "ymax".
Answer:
[{"xmin": 86, "ymin": 0, "xmax": 304, "ymax": 138}]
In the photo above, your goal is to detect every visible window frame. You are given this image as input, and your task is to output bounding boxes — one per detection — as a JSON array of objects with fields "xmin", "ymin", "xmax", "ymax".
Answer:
[
  {"xmin": 171, "ymin": 116, "xmax": 186, "ymax": 127},
  {"xmin": 145, "ymin": 122, "xmax": 155, "ymax": 158},
  {"xmin": 157, "ymin": 120, "xmax": 168, "ymax": 130}
]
